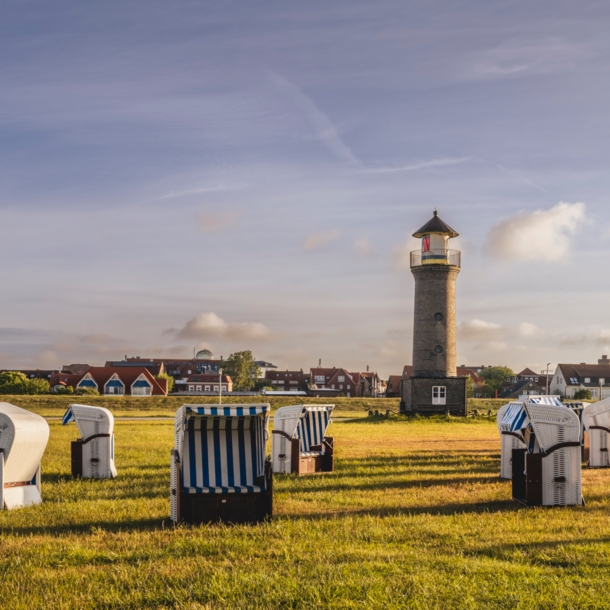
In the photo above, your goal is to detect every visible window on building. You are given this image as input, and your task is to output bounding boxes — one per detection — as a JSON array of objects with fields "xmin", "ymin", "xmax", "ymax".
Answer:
[
  {"xmin": 213, "ymin": 385, "xmax": 219, "ymax": 391},
  {"xmin": 196, "ymin": 385, "xmax": 202, "ymax": 392},
  {"xmin": 339, "ymin": 384, "xmax": 343, "ymax": 390},
  {"xmin": 338, "ymin": 376, "xmax": 345, "ymax": 382},
  {"xmin": 331, "ymin": 384, "xmax": 335, "ymax": 389},
  {"xmin": 432, "ymin": 386, "xmax": 446, "ymax": 405},
  {"xmin": 585, "ymin": 378, "xmax": 591, "ymax": 383},
  {"xmin": 205, "ymin": 385, "xmax": 210, "ymax": 391},
  {"xmin": 315, "ymin": 376, "xmax": 325, "ymax": 384}
]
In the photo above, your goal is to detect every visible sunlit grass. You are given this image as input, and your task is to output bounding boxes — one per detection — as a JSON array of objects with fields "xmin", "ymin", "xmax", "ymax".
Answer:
[{"xmin": 1, "ymin": 415, "xmax": 607, "ymax": 608}]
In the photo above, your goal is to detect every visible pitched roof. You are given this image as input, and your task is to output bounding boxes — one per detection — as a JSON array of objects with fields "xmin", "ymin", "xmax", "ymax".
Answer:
[
  {"xmin": 518, "ymin": 368, "xmax": 538, "ymax": 377},
  {"xmin": 413, "ymin": 211, "xmax": 459, "ymax": 238},
  {"xmin": 557, "ymin": 363, "xmax": 610, "ymax": 386},
  {"xmin": 81, "ymin": 367, "xmax": 168, "ymax": 395}
]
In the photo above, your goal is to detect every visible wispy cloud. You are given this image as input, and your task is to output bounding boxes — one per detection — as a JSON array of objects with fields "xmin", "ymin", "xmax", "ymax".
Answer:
[
  {"xmin": 365, "ymin": 157, "xmax": 469, "ymax": 174},
  {"xmin": 497, "ymin": 164, "xmax": 548, "ymax": 194},
  {"xmin": 268, "ymin": 71, "xmax": 360, "ymax": 166},
  {"xmin": 161, "ymin": 185, "xmax": 247, "ymax": 200},
  {"xmin": 303, "ymin": 229, "xmax": 340, "ymax": 252},
  {"xmin": 197, "ymin": 210, "xmax": 239, "ymax": 233},
  {"xmin": 485, "ymin": 202, "xmax": 588, "ymax": 262},
  {"xmin": 173, "ymin": 312, "xmax": 271, "ymax": 341}
]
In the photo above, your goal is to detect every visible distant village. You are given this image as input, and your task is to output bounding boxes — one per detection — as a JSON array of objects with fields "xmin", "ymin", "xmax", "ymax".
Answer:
[{"xmin": 2, "ymin": 347, "xmax": 609, "ymax": 401}]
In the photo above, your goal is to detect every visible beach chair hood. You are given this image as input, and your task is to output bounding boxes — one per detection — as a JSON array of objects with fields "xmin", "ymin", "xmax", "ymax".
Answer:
[
  {"xmin": 273, "ymin": 404, "xmax": 334, "ymax": 452},
  {"xmin": 63, "ymin": 404, "xmax": 115, "ymax": 438}
]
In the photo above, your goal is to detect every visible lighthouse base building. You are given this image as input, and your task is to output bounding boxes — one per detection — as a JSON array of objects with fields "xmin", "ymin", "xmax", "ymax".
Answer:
[
  {"xmin": 400, "ymin": 377, "xmax": 467, "ymax": 416},
  {"xmin": 399, "ymin": 211, "xmax": 468, "ymax": 416}
]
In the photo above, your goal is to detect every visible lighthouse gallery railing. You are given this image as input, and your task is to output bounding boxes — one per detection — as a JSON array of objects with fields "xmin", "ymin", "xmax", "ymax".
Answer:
[{"xmin": 410, "ymin": 249, "xmax": 461, "ymax": 268}]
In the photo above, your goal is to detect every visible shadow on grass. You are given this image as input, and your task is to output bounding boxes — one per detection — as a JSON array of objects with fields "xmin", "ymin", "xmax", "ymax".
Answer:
[
  {"xmin": 280, "ymin": 499, "xmax": 524, "ymax": 519},
  {"xmin": 0, "ymin": 516, "xmax": 168, "ymax": 536},
  {"xmin": 278, "ymin": 474, "xmax": 502, "ymax": 494}
]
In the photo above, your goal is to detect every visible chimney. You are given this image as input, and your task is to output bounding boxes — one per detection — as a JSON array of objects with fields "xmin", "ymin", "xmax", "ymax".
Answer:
[
  {"xmin": 599, "ymin": 355, "xmax": 610, "ymax": 365},
  {"xmin": 367, "ymin": 365, "xmax": 369, "ymax": 372}
]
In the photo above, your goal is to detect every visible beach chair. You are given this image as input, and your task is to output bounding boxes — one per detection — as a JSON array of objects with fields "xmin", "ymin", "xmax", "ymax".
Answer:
[
  {"xmin": 62, "ymin": 404, "xmax": 117, "ymax": 479},
  {"xmin": 497, "ymin": 402, "xmax": 527, "ymax": 480},
  {"xmin": 272, "ymin": 404, "xmax": 334, "ymax": 475},
  {"xmin": 582, "ymin": 398, "xmax": 610, "ymax": 468},
  {"xmin": 502, "ymin": 397, "xmax": 583, "ymax": 506},
  {"xmin": 0, "ymin": 402, "xmax": 50, "ymax": 510},
  {"xmin": 171, "ymin": 404, "xmax": 272, "ymax": 524}
]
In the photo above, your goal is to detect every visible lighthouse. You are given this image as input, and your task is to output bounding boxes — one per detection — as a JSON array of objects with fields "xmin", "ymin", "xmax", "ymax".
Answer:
[{"xmin": 400, "ymin": 211, "xmax": 468, "ymax": 415}]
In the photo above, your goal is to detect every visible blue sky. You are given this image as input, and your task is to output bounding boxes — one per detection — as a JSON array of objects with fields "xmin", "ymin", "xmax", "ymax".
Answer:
[{"xmin": 1, "ymin": 1, "xmax": 610, "ymax": 376}]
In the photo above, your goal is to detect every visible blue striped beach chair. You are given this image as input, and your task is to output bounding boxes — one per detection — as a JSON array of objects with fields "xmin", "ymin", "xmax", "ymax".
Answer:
[
  {"xmin": 272, "ymin": 405, "xmax": 334, "ymax": 475},
  {"xmin": 171, "ymin": 404, "xmax": 272, "ymax": 524}
]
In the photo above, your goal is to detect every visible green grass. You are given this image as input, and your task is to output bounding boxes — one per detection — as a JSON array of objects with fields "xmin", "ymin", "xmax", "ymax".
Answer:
[{"xmin": 1, "ymin": 414, "xmax": 609, "ymax": 608}]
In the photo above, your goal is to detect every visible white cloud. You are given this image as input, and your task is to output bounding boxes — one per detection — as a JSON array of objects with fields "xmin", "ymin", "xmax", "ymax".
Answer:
[
  {"xmin": 175, "ymin": 312, "xmax": 270, "ymax": 341},
  {"xmin": 517, "ymin": 322, "xmax": 540, "ymax": 338},
  {"xmin": 561, "ymin": 329, "xmax": 610, "ymax": 346},
  {"xmin": 485, "ymin": 202, "xmax": 587, "ymax": 262},
  {"xmin": 303, "ymin": 229, "xmax": 339, "ymax": 252},
  {"xmin": 197, "ymin": 210, "xmax": 239, "ymax": 233},
  {"xmin": 354, "ymin": 238, "xmax": 375, "ymax": 256},
  {"xmin": 457, "ymin": 319, "xmax": 502, "ymax": 340}
]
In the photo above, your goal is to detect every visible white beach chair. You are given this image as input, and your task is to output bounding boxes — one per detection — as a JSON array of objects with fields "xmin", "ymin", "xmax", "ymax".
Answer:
[
  {"xmin": 0, "ymin": 402, "xmax": 50, "ymax": 510},
  {"xmin": 272, "ymin": 404, "xmax": 334, "ymax": 475},
  {"xmin": 582, "ymin": 398, "xmax": 610, "ymax": 468},
  {"xmin": 170, "ymin": 404, "xmax": 272, "ymax": 524},
  {"xmin": 506, "ymin": 397, "xmax": 583, "ymax": 506},
  {"xmin": 497, "ymin": 402, "xmax": 527, "ymax": 480},
  {"xmin": 62, "ymin": 404, "xmax": 117, "ymax": 479}
]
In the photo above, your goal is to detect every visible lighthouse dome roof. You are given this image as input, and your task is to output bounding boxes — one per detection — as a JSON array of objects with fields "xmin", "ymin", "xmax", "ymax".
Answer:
[{"xmin": 413, "ymin": 211, "xmax": 458, "ymax": 238}]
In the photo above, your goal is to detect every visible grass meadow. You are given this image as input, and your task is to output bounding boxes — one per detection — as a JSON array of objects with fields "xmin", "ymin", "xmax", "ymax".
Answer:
[{"xmin": 1, "ymin": 397, "xmax": 609, "ymax": 608}]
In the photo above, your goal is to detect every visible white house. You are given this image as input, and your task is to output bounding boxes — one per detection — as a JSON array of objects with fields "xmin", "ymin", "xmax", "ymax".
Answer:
[{"xmin": 550, "ymin": 356, "xmax": 610, "ymax": 399}]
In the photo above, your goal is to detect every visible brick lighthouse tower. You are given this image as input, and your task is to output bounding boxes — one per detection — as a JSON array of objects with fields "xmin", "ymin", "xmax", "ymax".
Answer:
[{"xmin": 400, "ymin": 211, "xmax": 468, "ymax": 415}]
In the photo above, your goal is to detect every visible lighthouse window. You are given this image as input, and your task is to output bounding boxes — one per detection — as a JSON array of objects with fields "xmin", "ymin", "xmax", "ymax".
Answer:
[
  {"xmin": 434, "ymin": 345, "xmax": 444, "ymax": 354},
  {"xmin": 434, "ymin": 313, "xmax": 443, "ymax": 321},
  {"xmin": 432, "ymin": 386, "xmax": 446, "ymax": 405}
]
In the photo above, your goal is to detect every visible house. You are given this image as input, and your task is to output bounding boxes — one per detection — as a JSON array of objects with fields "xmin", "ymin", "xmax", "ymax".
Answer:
[
  {"xmin": 184, "ymin": 373, "xmax": 232, "ymax": 393},
  {"xmin": 265, "ymin": 369, "xmax": 309, "ymax": 392},
  {"xmin": 498, "ymin": 378, "xmax": 548, "ymax": 399},
  {"xmin": 308, "ymin": 367, "xmax": 381, "ymax": 397},
  {"xmin": 551, "ymin": 355, "xmax": 610, "ymax": 399},
  {"xmin": 386, "ymin": 375, "xmax": 403, "ymax": 398},
  {"xmin": 51, "ymin": 367, "xmax": 168, "ymax": 396},
  {"xmin": 501, "ymin": 368, "xmax": 553, "ymax": 396},
  {"xmin": 256, "ymin": 361, "xmax": 277, "ymax": 378}
]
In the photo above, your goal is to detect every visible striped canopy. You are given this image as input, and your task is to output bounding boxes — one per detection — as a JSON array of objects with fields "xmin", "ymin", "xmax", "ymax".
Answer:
[
  {"xmin": 527, "ymin": 396, "xmax": 563, "ymax": 407},
  {"xmin": 297, "ymin": 407, "xmax": 332, "ymax": 453},
  {"xmin": 62, "ymin": 407, "xmax": 75, "ymax": 425},
  {"xmin": 179, "ymin": 404, "xmax": 269, "ymax": 494},
  {"xmin": 500, "ymin": 403, "xmax": 530, "ymax": 433}
]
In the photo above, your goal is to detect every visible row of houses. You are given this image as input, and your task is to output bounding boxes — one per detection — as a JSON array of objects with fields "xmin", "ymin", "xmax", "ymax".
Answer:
[{"xmin": 264, "ymin": 367, "xmax": 384, "ymax": 397}]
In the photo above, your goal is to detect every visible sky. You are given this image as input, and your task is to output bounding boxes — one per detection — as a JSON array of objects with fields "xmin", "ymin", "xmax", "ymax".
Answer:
[{"xmin": 1, "ymin": 0, "xmax": 610, "ymax": 378}]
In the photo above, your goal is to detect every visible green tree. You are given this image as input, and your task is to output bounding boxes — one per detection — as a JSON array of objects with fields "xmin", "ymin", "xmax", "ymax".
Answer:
[
  {"xmin": 0, "ymin": 371, "xmax": 30, "ymax": 394},
  {"xmin": 479, "ymin": 366, "xmax": 514, "ymax": 395},
  {"xmin": 54, "ymin": 385, "xmax": 75, "ymax": 394},
  {"xmin": 27, "ymin": 378, "xmax": 50, "ymax": 394},
  {"xmin": 574, "ymin": 388, "xmax": 592, "ymax": 400},
  {"xmin": 156, "ymin": 373, "xmax": 175, "ymax": 393},
  {"xmin": 220, "ymin": 351, "xmax": 260, "ymax": 391},
  {"xmin": 75, "ymin": 387, "xmax": 99, "ymax": 396}
]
